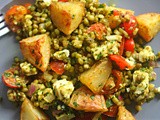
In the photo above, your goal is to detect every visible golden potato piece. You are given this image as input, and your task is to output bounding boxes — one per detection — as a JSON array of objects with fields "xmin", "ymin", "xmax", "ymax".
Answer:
[
  {"xmin": 79, "ymin": 59, "xmax": 112, "ymax": 94},
  {"xmin": 136, "ymin": 13, "xmax": 160, "ymax": 42},
  {"xmin": 117, "ymin": 106, "xmax": 135, "ymax": 120},
  {"xmin": 50, "ymin": 1, "xmax": 85, "ymax": 35},
  {"xmin": 69, "ymin": 86, "xmax": 108, "ymax": 112},
  {"xmin": 20, "ymin": 34, "xmax": 51, "ymax": 72},
  {"xmin": 20, "ymin": 98, "xmax": 49, "ymax": 120}
]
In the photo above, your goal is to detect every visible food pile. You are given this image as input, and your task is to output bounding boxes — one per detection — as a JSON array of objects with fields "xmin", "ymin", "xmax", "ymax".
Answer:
[{"xmin": 2, "ymin": 0, "xmax": 160, "ymax": 119}]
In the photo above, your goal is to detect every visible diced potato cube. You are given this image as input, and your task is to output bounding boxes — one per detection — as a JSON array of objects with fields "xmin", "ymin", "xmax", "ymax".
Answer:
[
  {"xmin": 50, "ymin": 1, "xmax": 85, "ymax": 35},
  {"xmin": 20, "ymin": 98, "xmax": 49, "ymax": 120},
  {"xmin": 69, "ymin": 86, "xmax": 108, "ymax": 112},
  {"xmin": 136, "ymin": 13, "xmax": 160, "ymax": 42},
  {"xmin": 20, "ymin": 34, "xmax": 51, "ymax": 72},
  {"xmin": 79, "ymin": 59, "xmax": 112, "ymax": 94},
  {"xmin": 117, "ymin": 106, "xmax": 135, "ymax": 120}
]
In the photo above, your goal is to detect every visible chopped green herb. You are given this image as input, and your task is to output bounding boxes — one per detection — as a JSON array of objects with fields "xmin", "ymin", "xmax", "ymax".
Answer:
[
  {"xmin": 4, "ymin": 72, "xmax": 12, "ymax": 78},
  {"xmin": 90, "ymin": 95, "xmax": 95, "ymax": 100},
  {"xmin": 98, "ymin": 4, "xmax": 105, "ymax": 8},
  {"xmin": 98, "ymin": 116, "xmax": 102, "ymax": 120},
  {"xmin": 106, "ymin": 99, "xmax": 113, "ymax": 108},
  {"xmin": 31, "ymin": 49, "xmax": 35, "ymax": 54},
  {"xmin": 73, "ymin": 101, "xmax": 78, "ymax": 107},
  {"xmin": 108, "ymin": 10, "xmax": 114, "ymax": 16},
  {"xmin": 97, "ymin": 53, "xmax": 103, "ymax": 60},
  {"xmin": 35, "ymin": 59, "xmax": 39, "ymax": 65},
  {"xmin": 72, "ymin": 14, "xmax": 75, "ymax": 19},
  {"xmin": 98, "ymin": 83, "xmax": 103, "ymax": 87}
]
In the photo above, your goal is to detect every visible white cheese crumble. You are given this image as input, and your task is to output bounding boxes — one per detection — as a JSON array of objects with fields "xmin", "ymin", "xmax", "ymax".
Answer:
[
  {"xmin": 91, "ymin": 40, "xmax": 120, "ymax": 60},
  {"xmin": 53, "ymin": 49, "xmax": 70, "ymax": 61},
  {"xmin": 43, "ymin": 0, "xmax": 58, "ymax": 6},
  {"xmin": 135, "ymin": 46, "xmax": 155, "ymax": 62},
  {"xmin": 53, "ymin": 79, "xmax": 74, "ymax": 101},
  {"xmin": 129, "ymin": 70, "xmax": 150, "ymax": 102},
  {"xmin": 125, "ymin": 56, "xmax": 136, "ymax": 69}
]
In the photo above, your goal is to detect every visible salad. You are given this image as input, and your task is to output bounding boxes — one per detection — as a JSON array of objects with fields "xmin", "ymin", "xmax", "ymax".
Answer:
[{"xmin": 1, "ymin": 0, "xmax": 160, "ymax": 120}]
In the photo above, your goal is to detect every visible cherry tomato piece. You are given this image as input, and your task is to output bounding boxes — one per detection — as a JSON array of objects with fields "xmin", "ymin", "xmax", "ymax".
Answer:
[
  {"xmin": 121, "ymin": 15, "xmax": 137, "ymax": 37},
  {"xmin": 124, "ymin": 38, "xmax": 135, "ymax": 53},
  {"xmin": 103, "ymin": 104, "xmax": 118, "ymax": 117},
  {"xmin": 2, "ymin": 67, "xmax": 20, "ymax": 88},
  {"xmin": 50, "ymin": 61, "xmax": 65, "ymax": 75},
  {"xmin": 87, "ymin": 23, "xmax": 106, "ymax": 40},
  {"xmin": 5, "ymin": 5, "xmax": 28, "ymax": 32},
  {"xmin": 102, "ymin": 70, "xmax": 122, "ymax": 95},
  {"xmin": 119, "ymin": 37, "xmax": 125, "ymax": 55},
  {"xmin": 109, "ymin": 55, "xmax": 133, "ymax": 70},
  {"xmin": 23, "ymin": 3, "xmax": 32, "ymax": 13},
  {"xmin": 113, "ymin": 9, "xmax": 120, "ymax": 16},
  {"xmin": 112, "ymin": 70, "xmax": 122, "ymax": 90}
]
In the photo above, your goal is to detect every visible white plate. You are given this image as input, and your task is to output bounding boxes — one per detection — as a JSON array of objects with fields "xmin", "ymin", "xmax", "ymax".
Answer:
[{"xmin": 0, "ymin": 0, "xmax": 160, "ymax": 120}]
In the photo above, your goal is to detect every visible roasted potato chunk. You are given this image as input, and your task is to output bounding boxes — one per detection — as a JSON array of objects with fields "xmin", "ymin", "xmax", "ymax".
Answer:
[
  {"xmin": 50, "ymin": 1, "xmax": 85, "ymax": 35},
  {"xmin": 79, "ymin": 59, "xmax": 112, "ymax": 94},
  {"xmin": 20, "ymin": 98, "xmax": 49, "ymax": 120},
  {"xmin": 69, "ymin": 86, "xmax": 108, "ymax": 112},
  {"xmin": 136, "ymin": 13, "xmax": 160, "ymax": 42},
  {"xmin": 117, "ymin": 106, "xmax": 135, "ymax": 120},
  {"xmin": 20, "ymin": 34, "xmax": 51, "ymax": 72}
]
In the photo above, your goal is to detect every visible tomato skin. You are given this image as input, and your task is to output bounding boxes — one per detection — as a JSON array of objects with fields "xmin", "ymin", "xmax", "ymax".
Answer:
[
  {"xmin": 50, "ymin": 61, "xmax": 65, "ymax": 75},
  {"xmin": 109, "ymin": 55, "xmax": 132, "ymax": 70},
  {"xmin": 102, "ymin": 70, "xmax": 122, "ymax": 95},
  {"xmin": 103, "ymin": 104, "xmax": 118, "ymax": 117},
  {"xmin": 113, "ymin": 9, "xmax": 120, "ymax": 16},
  {"xmin": 112, "ymin": 70, "xmax": 122, "ymax": 90},
  {"xmin": 2, "ymin": 67, "xmax": 20, "ymax": 88},
  {"xmin": 87, "ymin": 23, "xmax": 106, "ymax": 40},
  {"xmin": 23, "ymin": 3, "xmax": 32, "ymax": 13},
  {"xmin": 124, "ymin": 38, "xmax": 135, "ymax": 53},
  {"xmin": 119, "ymin": 37, "xmax": 125, "ymax": 55},
  {"xmin": 121, "ymin": 15, "xmax": 137, "ymax": 37},
  {"xmin": 5, "ymin": 5, "xmax": 28, "ymax": 32}
]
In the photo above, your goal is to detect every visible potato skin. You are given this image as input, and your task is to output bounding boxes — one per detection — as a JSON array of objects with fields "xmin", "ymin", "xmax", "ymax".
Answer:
[
  {"xmin": 20, "ymin": 34, "xmax": 51, "ymax": 72},
  {"xmin": 136, "ymin": 13, "xmax": 160, "ymax": 42},
  {"xmin": 20, "ymin": 98, "xmax": 49, "ymax": 120},
  {"xmin": 69, "ymin": 86, "xmax": 108, "ymax": 112},
  {"xmin": 50, "ymin": 1, "xmax": 85, "ymax": 35}
]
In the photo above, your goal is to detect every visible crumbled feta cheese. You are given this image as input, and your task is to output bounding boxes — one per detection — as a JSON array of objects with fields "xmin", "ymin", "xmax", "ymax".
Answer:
[
  {"xmin": 53, "ymin": 79, "xmax": 74, "ymax": 101},
  {"xmin": 53, "ymin": 49, "xmax": 70, "ymax": 61},
  {"xmin": 20, "ymin": 62, "xmax": 38, "ymax": 76},
  {"xmin": 105, "ymin": 35, "xmax": 122, "ymax": 42},
  {"xmin": 136, "ymin": 46, "xmax": 155, "ymax": 62},
  {"xmin": 129, "ymin": 70, "xmax": 150, "ymax": 102},
  {"xmin": 43, "ymin": 0, "xmax": 58, "ymax": 6},
  {"xmin": 133, "ymin": 70, "xmax": 149, "ymax": 95},
  {"xmin": 125, "ymin": 56, "xmax": 136, "ymax": 69},
  {"xmin": 91, "ymin": 40, "xmax": 120, "ymax": 60}
]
